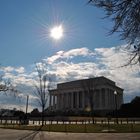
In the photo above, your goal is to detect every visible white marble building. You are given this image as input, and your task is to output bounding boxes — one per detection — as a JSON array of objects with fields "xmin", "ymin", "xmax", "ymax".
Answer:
[{"xmin": 49, "ymin": 76, "xmax": 123, "ymax": 113}]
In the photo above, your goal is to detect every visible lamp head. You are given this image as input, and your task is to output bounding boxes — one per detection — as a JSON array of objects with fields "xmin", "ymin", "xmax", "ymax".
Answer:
[{"xmin": 114, "ymin": 91, "xmax": 117, "ymax": 95}]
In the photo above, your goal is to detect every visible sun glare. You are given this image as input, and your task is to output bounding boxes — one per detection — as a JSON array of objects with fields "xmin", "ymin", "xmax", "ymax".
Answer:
[{"xmin": 50, "ymin": 25, "xmax": 64, "ymax": 40}]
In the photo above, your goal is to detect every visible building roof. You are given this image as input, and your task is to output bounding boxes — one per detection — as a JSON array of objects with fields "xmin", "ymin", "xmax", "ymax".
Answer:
[
  {"xmin": 49, "ymin": 76, "xmax": 123, "ymax": 94},
  {"xmin": 57, "ymin": 76, "xmax": 116, "ymax": 89}
]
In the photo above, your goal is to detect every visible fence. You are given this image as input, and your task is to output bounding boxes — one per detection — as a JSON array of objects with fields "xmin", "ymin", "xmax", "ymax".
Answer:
[{"xmin": 0, "ymin": 116, "xmax": 140, "ymax": 125}]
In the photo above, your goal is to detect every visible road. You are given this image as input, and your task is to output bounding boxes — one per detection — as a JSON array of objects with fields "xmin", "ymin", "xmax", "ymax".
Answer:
[{"xmin": 0, "ymin": 128, "xmax": 140, "ymax": 140}]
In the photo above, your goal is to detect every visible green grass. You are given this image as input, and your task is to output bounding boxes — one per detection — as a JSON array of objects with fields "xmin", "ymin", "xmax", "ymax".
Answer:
[{"xmin": 0, "ymin": 124, "xmax": 140, "ymax": 133}]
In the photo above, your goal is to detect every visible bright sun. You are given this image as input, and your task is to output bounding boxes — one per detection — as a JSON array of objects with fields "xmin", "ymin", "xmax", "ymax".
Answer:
[{"xmin": 50, "ymin": 25, "xmax": 64, "ymax": 40}]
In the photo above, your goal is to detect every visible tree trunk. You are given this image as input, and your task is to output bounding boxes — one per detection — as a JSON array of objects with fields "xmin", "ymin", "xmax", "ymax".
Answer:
[{"xmin": 42, "ymin": 107, "xmax": 44, "ymax": 126}]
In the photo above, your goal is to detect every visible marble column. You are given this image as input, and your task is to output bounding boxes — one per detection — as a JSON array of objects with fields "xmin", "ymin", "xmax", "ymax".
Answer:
[
  {"xmin": 57, "ymin": 94, "xmax": 60, "ymax": 110},
  {"xmin": 79, "ymin": 91, "xmax": 82, "ymax": 108},
  {"xmin": 71, "ymin": 92, "xmax": 74, "ymax": 109},
  {"xmin": 49, "ymin": 94, "xmax": 52, "ymax": 107},
  {"xmin": 68, "ymin": 93, "xmax": 70, "ymax": 108},
  {"xmin": 101, "ymin": 88, "xmax": 105, "ymax": 109},
  {"xmin": 98, "ymin": 89, "xmax": 101, "ymax": 109},
  {"xmin": 73, "ymin": 92, "xmax": 76, "ymax": 108},
  {"xmin": 94, "ymin": 90, "xmax": 97, "ymax": 109},
  {"xmin": 56, "ymin": 95, "xmax": 59, "ymax": 110},
  {"xmin": 82, "ymin": 91, "xmax": 85, "ymax": 109},
  {"xmin": 64, "ymin": 93, "xmax": 68, "ymax": 109},
  {"xmin": 105, "ymin": 88, "xmax": 108, "ymax": 109},
  {"xmin": 63, "ymin": 94, "xmax": 65, "ymax": 109},
  {"xmin": 120, "ymin": 93, "xmax": 123, "ymax": 106},
  {"xmin": 107, "ymin": 88, "xmax": 111, "ymax": 109},
  {"xmin": 113, "ymin": 90, "xmax": 116, "ymax": 110},
  {"xmin": 65, "ymin": 93, "xmax": 68, "ymax": 109},
  {"xmin": 77, "ymin": 92, "xmax": 79, "ymax": 109},
  {"xmin": 53, "ymin": 95, "xmax": 55, "ymax": 109},
  {"xmin": 93, "ymin": 90, "xmax": 95, "ymax": 109},
  {"xmin": 112, "ymin": 90, "xmax": 114, "ymax": 109},
  {"xmin": 59, "ymin": 94, "xmax": 62, "ymax": 109},
  {"xmin": 62, "ymin": 94, "xmax": 64, "ymax": 109},
  {"xmin": 117, "ymin": 92, "xmax": 121, "ymax": 109}
]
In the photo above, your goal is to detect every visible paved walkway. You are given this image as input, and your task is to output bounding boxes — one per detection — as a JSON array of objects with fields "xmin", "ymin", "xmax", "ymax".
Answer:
[{"xmin": 0, "ymin": 128, "xmax": 140, "ymax": 140}]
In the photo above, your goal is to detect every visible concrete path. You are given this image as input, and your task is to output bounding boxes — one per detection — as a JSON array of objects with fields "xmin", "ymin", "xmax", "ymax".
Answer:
[{"xmin": 0, "ymin": 128, "xmax": 139, "ymax": 140}]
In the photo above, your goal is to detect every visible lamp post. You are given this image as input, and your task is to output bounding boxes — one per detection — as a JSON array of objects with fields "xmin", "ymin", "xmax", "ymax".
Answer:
[
  {"xmin": 25, "ymin": 95, "xmax": 29, "ymax": 125},
  {"xmin": 114, "ymin": 91, "xmax": 118, "ymax": 124},
  {"xmin": 25, "ymin": 95, "xmax": 29, "ymax": 115}
]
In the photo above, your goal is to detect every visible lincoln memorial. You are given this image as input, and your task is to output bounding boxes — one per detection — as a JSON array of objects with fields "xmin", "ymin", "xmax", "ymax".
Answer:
[{"xmin": 49, "ymin": 76, "xmax": 123, "ymax": 114}]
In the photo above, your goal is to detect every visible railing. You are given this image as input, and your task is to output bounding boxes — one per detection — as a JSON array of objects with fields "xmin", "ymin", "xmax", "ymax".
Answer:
[{"xmin": 0, "ymin": 116, "xmax": 140, "ymax": 125}]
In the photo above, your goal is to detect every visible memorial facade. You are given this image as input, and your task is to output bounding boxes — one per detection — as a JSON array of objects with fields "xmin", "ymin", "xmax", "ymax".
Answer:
[{"xmin": 49, "ymin": 76, "xmax": 123, "ymax": 113}]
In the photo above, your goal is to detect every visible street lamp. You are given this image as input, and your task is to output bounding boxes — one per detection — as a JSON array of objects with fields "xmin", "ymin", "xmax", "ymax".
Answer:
[
  {"xmin": 25, "ymin": 95, "xmax": 29, "ymax": 115},
  {"xmin": 25, "ymin": 95, "xmax": 29, "ymax": 125},
  {"xmin": 114, "ymin": 91, "xmax": 118, "ymax": 124}
]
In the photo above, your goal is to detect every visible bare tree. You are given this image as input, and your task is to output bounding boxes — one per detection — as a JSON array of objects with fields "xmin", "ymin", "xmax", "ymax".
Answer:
[
  {"xmin": 34, "ymin": 63, "xmax": 51, "ymax": 126},
  {"xmin": 0, "ymin": 75, "xmax": 11, "ymax": 92},
  {"xmin": 88, "ymin": 0, "xmax": 140, "ymax": 66},
  {"xmin": 0, "ymin": 71, "xmax": 19, "ymax": 96},
  {"xmin": 82, "ymin": 78, "xmax": 96, "ymax": 123}
]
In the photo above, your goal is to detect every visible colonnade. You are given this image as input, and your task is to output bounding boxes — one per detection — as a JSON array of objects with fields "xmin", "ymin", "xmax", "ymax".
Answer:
[{"xmin": 49, "ymin": 88, "xmax": 123, "ymax": 111}]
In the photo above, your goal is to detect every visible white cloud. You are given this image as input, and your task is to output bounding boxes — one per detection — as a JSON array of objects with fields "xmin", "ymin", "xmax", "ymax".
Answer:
[
  {"xmin": 94, "ymin": 46, "xmax": 140, "ymax": 101},
  {"xmin": 2, "ymin": 66, "xmax": 25, "ymax": 73},
  {"xmin": 2, "ymin": 66, "xmax": 14, "ymax": 72},
  {"xmin": 46, "ymin": 51, "xmax": 64, "ymax": 64},
  {"xmin": 15, "ymin": 67, "xmax": 25, "ymax": 73},
  {"xmin": 46, "ymin": 47, "xmax": 95, "ymax": 64},
  {"xmin": 1, "ymin": 46, "xmax": 140, "ymax": 110},
  {"xmin": 43, "ymin": 46, "xmax": 140, "ymax": 102}
]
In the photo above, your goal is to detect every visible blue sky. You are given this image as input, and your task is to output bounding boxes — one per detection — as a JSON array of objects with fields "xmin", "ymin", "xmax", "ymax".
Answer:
[
  {"xmin": 0, "ymin": 0, "xmax": 123, "ymax": 67},
  {"xmin": 0, "ymin": 0, "xmax": 139, "ymax": 111}
]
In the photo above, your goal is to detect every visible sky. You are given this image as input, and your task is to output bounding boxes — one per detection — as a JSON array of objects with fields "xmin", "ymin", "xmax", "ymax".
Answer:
[{"xmin": 0, "ymin": 0, "xmax": 140, "ymax": 112}]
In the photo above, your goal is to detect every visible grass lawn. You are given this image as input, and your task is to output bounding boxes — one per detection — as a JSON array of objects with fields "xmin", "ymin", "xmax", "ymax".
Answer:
[{"xmin": 0, "ymin": 124, "xmax": 140, "ymax": 133}]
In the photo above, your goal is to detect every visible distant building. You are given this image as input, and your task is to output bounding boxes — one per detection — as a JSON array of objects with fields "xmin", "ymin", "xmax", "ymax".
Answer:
[
  {"xmin": 0, "ymin": 109, "xmax": 14, "ymax": 117},
  {"xmin": 49, "ymin": 76, "xmax": 123, "ymax": 114}
]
